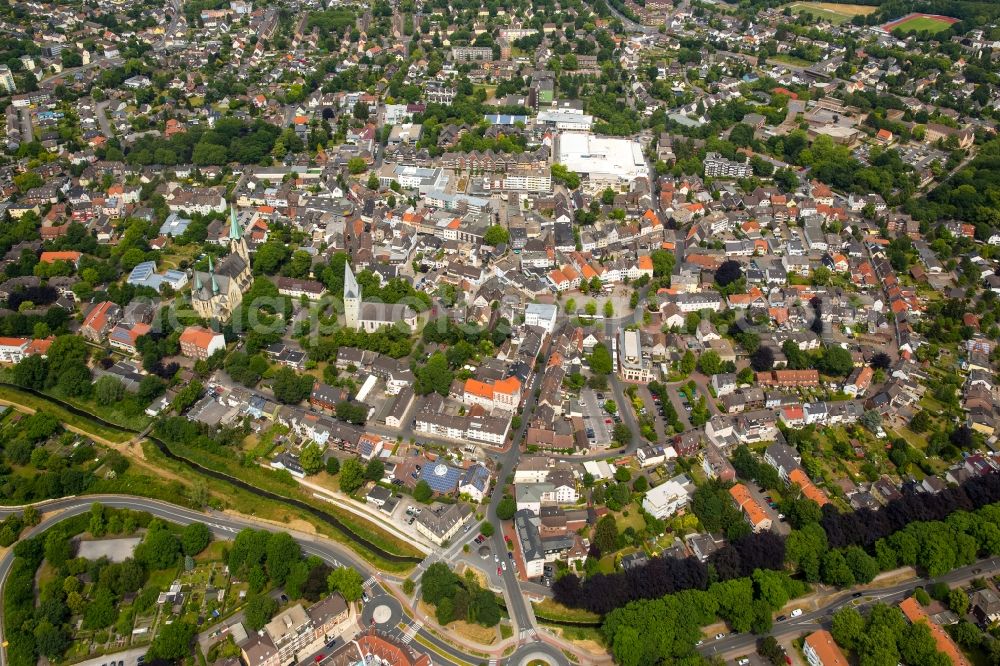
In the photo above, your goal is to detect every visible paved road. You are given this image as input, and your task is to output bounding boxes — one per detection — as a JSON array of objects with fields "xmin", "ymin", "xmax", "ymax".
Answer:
[
  {"xmin": 154, "ymin": 0, "xmax": 185, "ymax": 52},
  {"xmin": 485, "ymin": 371, "xmax": 542, "ymax": 640},
  {"xmin": 0, "ymin": 495, "xmax": 568, "ymax": 666},
  {"xmin": 96, "ymin": 100, "xmax": 114, "ymax": 137},
  {"xmin": 700, "ymin": 557, "xmax": 1000, "ymax": 660}
]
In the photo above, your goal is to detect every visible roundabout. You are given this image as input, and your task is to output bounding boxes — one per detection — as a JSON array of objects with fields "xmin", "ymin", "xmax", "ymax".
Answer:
[
  {"xmin": 359, "ymin": 591, "xmax": 404, "ymax": 630},
  {"xmin": 508, "ymin": 642, "xmax": 566, "ymax": 666}
]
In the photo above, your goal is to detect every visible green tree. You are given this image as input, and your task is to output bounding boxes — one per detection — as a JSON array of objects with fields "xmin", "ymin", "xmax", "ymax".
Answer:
[
  {"xmin": 13, "ymin": 355, "xmax": 48, "ymax": 389},
  {"xmin": 348, "ymin": 157, "xmax": 367, "ymax": 174},
  {"xmin": 831, "ymin": 607, "xmax": 865, "ymax": 651},
  {"xmin": 253, "ymin": 241, "xmax": 291, "ymax": 274},
  {"xmin": 496, "ymin": 497, "xmax": 516, "ymax": 520},
  {"xmin": 436, "ymin": 596, "xmax": 454, "ymax": 624},
  {"xmin": 271, "ymin": 367, "xmax": 314, "ymax": 404},
  {"xmin": 339, "ymin": 458, "xmax": 366, "ymax": 493},
  {"xmin": 415, "ymin": 352, "xmax": 453, "ymax": 396},
  {"xmin": 265, "ymin": 532, "xmax": 300, "ymax": 585},
  {"xmin": 650, "ymin": 249, "xmax": 675, "ymax": 279},
  {"xmin": 243, "ymin": 594, "xmax": 278, "ymax": 631},
  {"xmin": 44, "ymin": 530, "xmax": 72, "ymax": 568},
  {"xmin": 594, "ymin": 515, "xmax": 619, "ymax": 554},
  {"xmin": 83, "ymin": 587, "xmax": 118, "ymax": 629},
  {"xmin": 325, "ymin": 456, "xmax": 340, "ymax": 475},
  {"xmin": 34, "ymin": 620, "xmax": 69, "ymax": 660},
  {"xmin": 414, "ymin": 479, "xmax": 433, "ymax": 503},
  {"xmin": 300, "ymin": 442, "xmax": 324, "ymax": 475},
  {"xmin": 697, "ymin": 350, "xmax": 723, "ymax": 376},
  {"xmin": 680, "ymin": 350, "xmax": 696, "ymax": 375},
  {"xmin": 364, "ymin": 459, "xmax": 385, "ymax": 482},
  {"xmin": 135, "ymin": 526, "xmax": 181, "ymax": 570},
  {"xmin": 588, "ymin": 343, "xmax": 613, "ymax": 375},
  {"xmin": 327, "ymin": 566, "xmax": 364, "ymax": 601},
  {"xmin": 180, "ymin": 523, "xmax": 212, "ymax": 556},
  {"xmin": 480, "ymin": 522, "xmax": 495, "ymax": 537},
  {"xmin": 948, "ymin": 588, "xmax": 970, "ymax": 616},
  {"xmin": 421, "ymin": 562, "xmax": 460, "ymax": 605},
  {"xmin": 93, "ymin": 375, "xmax": 126, "ymax": 405},
  {"xmin": 483, "ymin": 225, "xmax": 509, "ymax": 245},
  {"xmin": 612, "ymin": 422, "xmax": 632, "ymax": 446},
  {"xmin": 819, "ymin": 345, "xmax": 854, "ymax": 376},
  {"xmin": 468, "ymin": 588, "xmax": 501, "ymax": 627},
  {"xmin": 820, "ymin": 550, "xmax": 855, "ymax": 587},
  {"xmin": 148, "ymin": 621, "xmax": 196, "ymax": 661}
]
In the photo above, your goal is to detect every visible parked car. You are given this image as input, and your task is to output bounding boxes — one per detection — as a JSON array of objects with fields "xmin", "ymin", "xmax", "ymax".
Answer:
[{"xmin": 790, "ymin": 608, "xmax": 803, "ymax": 618}]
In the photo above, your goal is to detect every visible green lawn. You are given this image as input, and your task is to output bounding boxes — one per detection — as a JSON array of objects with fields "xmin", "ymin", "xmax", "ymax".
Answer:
[
  {"xmin": 892, "ymin": 16, "xmax": 954, "ymax": 33},
  {"xmin": 788, "ymin": 3, "xmax": 850, "ymax": 23},
  {"xmin": 771, "ymin": 54, "xmax": 815, "ymax": 66},
  {"xmin": 0, "ymin": 384, "xmax": 133, "ymax": 443}
]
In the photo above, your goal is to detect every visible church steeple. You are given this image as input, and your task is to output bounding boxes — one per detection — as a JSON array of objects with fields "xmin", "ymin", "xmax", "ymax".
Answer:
[
  {"xmin": 209, "ymin": 256, "xmax": 219, "ymax": 295},
  {"xmin": 229, "ymin": 205, "xmax": 250, "ymax": 264},
  {"xmin": 344, "ymin": 261, "xmax": 360, "ymax": 330},
  {"xmin": 230, "ymin": 205, "xmax": 242, "ymax": 240}
]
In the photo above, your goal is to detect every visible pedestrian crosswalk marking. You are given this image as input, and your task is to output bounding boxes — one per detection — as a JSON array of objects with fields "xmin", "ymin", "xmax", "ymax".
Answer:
[{"xmin": 401, "ymin": 621, "xmax": 422, "ymax": 644}]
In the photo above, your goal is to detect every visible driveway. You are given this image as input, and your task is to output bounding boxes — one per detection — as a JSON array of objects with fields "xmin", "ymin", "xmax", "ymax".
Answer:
[
  {"xmin": 746, "ymin": 483, "xmax": 790, "ymax": 536},
  {"xmin": 637, "ymin": 386, "xmax": 669, "ymax": 442},
  {"xmin": 668, "ymin": 387, "xmax": 692, "ymax": 430},
  {"xmin": 580, "ymin": 388, "xmax": 611, "ymax": 446}
]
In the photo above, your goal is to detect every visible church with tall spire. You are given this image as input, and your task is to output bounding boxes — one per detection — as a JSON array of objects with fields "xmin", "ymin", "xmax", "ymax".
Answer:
[
  {"xmin": 343, "ymin": 261, "xmax": 418, "ymax": 333},
  {"xmin": 191, "ymin": 207, "xmax": 254, "ymax": 322}
]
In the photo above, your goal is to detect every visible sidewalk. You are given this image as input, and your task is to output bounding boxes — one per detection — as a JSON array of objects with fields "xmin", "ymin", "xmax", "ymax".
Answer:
[{"xmin": 300, "ymin": 479, "xmax": 435, "ymax": 554}]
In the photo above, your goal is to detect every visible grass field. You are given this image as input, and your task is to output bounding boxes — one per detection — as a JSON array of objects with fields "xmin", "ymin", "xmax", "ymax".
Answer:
[
  {"xmin": 890, "ymin": 16, "xmax": 954, "ymax": 32},
  {"xmin": 533, "ymin": 598, "xmax": 601, "ymax": 624},
  {"xmin": 883, "ymin": 12, "xmax": 958, "ymax": 33},
  {"xmin": 0, "ymin": 384, "xmax": 133, "ymax": 443},
  {"xmin": 787, "ymin": 2, "xmax": 876, "ymax": 24}
]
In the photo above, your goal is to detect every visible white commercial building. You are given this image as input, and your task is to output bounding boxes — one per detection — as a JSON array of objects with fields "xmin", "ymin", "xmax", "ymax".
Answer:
[
  {"xmin": 536, "ymin": 111, "xmax": 594, "ymax": 131},
  {"xmin": 556, "ymin": 133, "xmax": 648, "ymax": 191}
]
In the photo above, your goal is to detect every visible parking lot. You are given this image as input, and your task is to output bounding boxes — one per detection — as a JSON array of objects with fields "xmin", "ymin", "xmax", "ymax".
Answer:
[
  {"xmin": 670, "ymin": 388, "xmax": 693, "ymax": 429},
  {"xmin": 580, "ymin": 388, "xmax": 613, "ymax": 446},
  {"xmin": 639, "ymin": 386, "xmax": 670, "ymax": 440},
  {"xmin": 747, "ymin": 483, "xmax": 791, "ymax": 536}
]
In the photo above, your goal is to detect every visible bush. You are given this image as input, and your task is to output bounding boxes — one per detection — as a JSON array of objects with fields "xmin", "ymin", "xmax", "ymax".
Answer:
[{"xmin": 414, "ymin": 480, "xmax": 433, "ymax": 503}]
